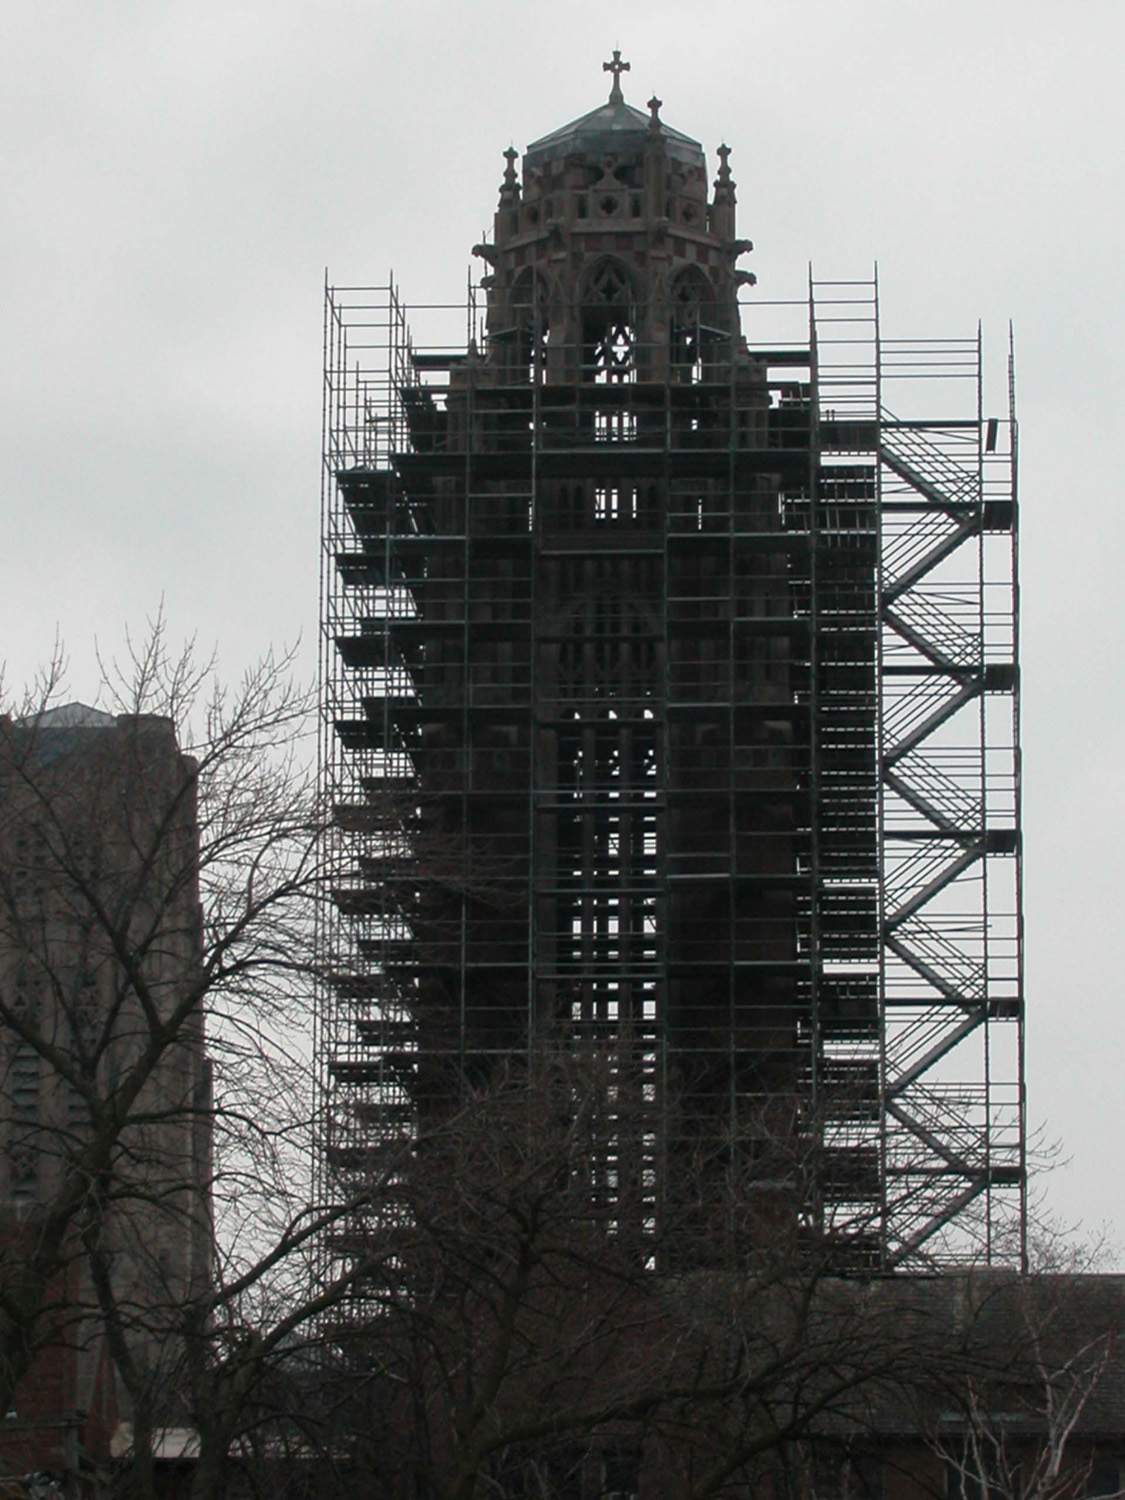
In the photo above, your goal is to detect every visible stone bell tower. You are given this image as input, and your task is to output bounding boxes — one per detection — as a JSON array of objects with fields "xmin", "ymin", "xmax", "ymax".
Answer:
[
  {"xmin": 475, "ymin": 50, "xmax": 755, "ymax": 387},
  {"xmin": 322, "ymin": 56, "xmax": 900, "ymax": 1270},
  {"xmin": 322, "ymin": 45, "xmax": 1027, "ymax": 1277},
  {"xmin": 430, "ymin": 56, "xmax": 819, "ymax": 1256}
]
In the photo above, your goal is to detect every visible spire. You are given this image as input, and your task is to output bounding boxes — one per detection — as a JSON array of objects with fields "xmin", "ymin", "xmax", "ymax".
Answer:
[
  {"xmin": 711, "ymin": 142, "xmax": 737, "ymax": 241},
  {"xmin": 499, "ymin": 144, "xmax": 520, "ymax": 206},
  {"xmin": 716, "ymin": 143, "xmax": 734, "ymax": 190},
  {"xmin": 647, "ymin": 95, "xmax": 663, "ymax": 134},
  {"xmin": 713, "ymin": 142, "xmax": 736, "ymax": 208},
  {"xmin": 603, "ymin": 49, "xmax": 630, "ymax": 104}
]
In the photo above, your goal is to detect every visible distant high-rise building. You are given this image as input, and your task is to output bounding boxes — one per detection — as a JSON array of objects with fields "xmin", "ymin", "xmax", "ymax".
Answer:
[
  {"xmin": 0, "ymin": 704, "xmax": 211, "ymax": 1483},
  {"xmin": 318, "ymin": 60, "xmax": 1024, "ymax": 1272}
]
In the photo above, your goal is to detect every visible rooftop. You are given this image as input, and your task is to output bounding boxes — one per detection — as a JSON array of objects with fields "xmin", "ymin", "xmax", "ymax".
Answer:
[
  {"xmin": 30, "ymin": 702, "xmax": 117, "ymax": 729},
  {"xmin": 525, "ymin": 52, "xmax": 703, "ymax": 168}
]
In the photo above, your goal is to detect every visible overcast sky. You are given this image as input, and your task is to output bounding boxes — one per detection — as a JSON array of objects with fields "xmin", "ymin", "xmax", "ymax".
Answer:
[{"xmin": 3, "ymin": 0, "xmax": 1123, "ymax": 1253}]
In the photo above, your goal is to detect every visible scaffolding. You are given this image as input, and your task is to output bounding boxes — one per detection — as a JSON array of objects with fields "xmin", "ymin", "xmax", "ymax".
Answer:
[{"xmin": 316, "ymin": 270, "xmax": 1023, "ymax": 1273}]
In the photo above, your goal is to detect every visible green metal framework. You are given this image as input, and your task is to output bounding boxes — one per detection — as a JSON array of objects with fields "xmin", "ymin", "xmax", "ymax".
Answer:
[{"xmin": 316, "ymin": 272, "xmax": 1023, "ymax": 1272}]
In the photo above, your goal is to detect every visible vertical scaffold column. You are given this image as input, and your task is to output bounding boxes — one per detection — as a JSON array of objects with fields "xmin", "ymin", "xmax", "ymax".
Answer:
[
  {"xmin": 807, "ymin": 274, "xmax": 883, "ymax": 1260},
  {"xmin": 317, "ymin": 282, "xmax": 420, "ymax": 1283}
]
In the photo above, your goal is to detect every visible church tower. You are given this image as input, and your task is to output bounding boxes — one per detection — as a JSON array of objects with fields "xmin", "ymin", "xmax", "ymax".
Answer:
[
  {"xmin": 319, "ymin": 57, "xmax": 1024, "ymax": 1272},
  {"xmin": 477, "ymin": 51, "xmax": 749, "ymax": 388}
]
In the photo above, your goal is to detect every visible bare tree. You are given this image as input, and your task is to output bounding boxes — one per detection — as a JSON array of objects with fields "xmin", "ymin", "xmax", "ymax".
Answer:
[
  {"xmin": 927, "ymin": 1261, "xmax": 1121, "ymax": 1500},
  {"xmin": 0, "ymin": 623, "xmax": 327, "ymax": 1494},
  {"xmin": 285, "ymin": 1052, "xmax": 995, "ymax": 1500},
  {"xmin": 1, "ymin": 629, "xmax": 1105, "ymax": 1500}
]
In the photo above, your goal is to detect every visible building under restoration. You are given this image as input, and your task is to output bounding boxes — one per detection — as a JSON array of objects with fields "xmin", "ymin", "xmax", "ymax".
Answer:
[{"xmin": 317, "ymin": 58, "xmax": 1024, "ymax": 1272}]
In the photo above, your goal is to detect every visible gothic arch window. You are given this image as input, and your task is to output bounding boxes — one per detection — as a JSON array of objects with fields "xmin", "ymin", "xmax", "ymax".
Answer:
[
  {"xmin": 582, "ymin": 258, "xmax": 637, "ymax": 384},
  {"xmin": 670, "ymin": 267, "xmax": 713, "ymax": 383},
  {"xmin": 510, "ymin": 268, "xmax": 549, "ymax": 380}
]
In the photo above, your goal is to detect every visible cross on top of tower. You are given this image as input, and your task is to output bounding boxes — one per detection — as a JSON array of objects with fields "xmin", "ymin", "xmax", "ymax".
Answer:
[{"xmin": 603, "ymin": 49, "xmax": 630, "ymax": 104}]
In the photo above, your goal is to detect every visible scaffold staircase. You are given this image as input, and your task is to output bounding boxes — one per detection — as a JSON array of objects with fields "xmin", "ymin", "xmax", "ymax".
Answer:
[
  {"xmin": 808, "ymin": 274, "xmax": 1023, "ymax": 1266},
  {"xmin": 877, "ymin": 325, "xmax": 1023, "ymax": 1267}
]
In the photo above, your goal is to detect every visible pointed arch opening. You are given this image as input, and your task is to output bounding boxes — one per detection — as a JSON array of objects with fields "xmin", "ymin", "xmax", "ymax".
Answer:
[
  {"xmin": 510, "ymin": 268, "xmax": 550, "ymax": 382},
  {"xmin": 581, "ymin": 258, "xmax": 637, "ymax": 384},
  {"xmin": 670, "ymin": 266, "xmax": 714, "ymax": 383}
]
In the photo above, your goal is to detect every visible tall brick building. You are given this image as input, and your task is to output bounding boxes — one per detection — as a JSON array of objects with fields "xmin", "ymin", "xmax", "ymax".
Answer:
[{"xmin": 0, "ymin": 705, "xmax": 211, "ymax": 1491}]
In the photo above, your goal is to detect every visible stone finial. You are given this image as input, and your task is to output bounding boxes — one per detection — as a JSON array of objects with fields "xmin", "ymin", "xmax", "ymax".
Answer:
[
  {"xmin": 603, "ymin": 49, "xmax": 630, "ymax": 103},
  {"xmin": 711, "ymin": 142, "xmax": 737, "ymax": 235},
  {"xmin": 713, "ymin": 142, "xmax": 737, "ymax": 212},
  {"xmin": 647, "ymin": 95, "xmax": 663, "ymax": 133},
  {"xmin": 498, "ymin": 145, "xmax": 520, "ymax": 207}
]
